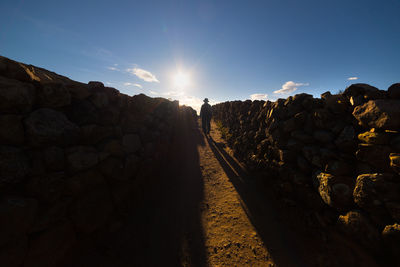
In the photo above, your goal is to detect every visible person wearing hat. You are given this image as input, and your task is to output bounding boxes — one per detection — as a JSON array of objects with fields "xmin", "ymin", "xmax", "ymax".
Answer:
[{"xmin": 200, "ymin": 98, "xmax": 212, "ymax": 135}]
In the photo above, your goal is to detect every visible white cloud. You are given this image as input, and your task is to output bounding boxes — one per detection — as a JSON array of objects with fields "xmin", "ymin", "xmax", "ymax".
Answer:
[
  {"xmin": 250, "ymin": 93, "xmax": 268, "ymax": 101},
  {"xmin": 124, "ymin": 82, "xmax": 143, "ymax": 88},
  {"xmin": 273, "ymin": 81, "xmax": 309, "ymax": 94},
  {"xmin": 126, "ymin": 67, "xmax": 159, "ymax": 83},
  {"xmin": 347, "ymin": 77, "xmax": 359, "ymax": 81},
  {"xmin": 107, "ymin": 66, "xmax": 119, "ymax": 71}
]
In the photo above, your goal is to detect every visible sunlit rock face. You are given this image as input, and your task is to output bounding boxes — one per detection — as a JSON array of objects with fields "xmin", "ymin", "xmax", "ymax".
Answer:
[
  {"xmin": 0, "ymin": 56, "xmax": 194, "ymax": 267},
  {"xmin": 213, "ymin": 80, "xmax": 400, "ymax": 264}
]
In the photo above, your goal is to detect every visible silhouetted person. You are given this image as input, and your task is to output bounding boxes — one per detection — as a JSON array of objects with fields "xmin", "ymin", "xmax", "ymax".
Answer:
[{"xmin": 200, "ymin": 98, "xmax": 212, "ymax": 135}]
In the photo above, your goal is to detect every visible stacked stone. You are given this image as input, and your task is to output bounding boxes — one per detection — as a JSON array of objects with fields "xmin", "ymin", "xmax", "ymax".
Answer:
[
  {"xmin": 213, "ymin": 83, "xmax": 400, "ymax": 263},
  {"xmin": 0, "ymin": 56, "xmax": 186, "ymax": 267}
]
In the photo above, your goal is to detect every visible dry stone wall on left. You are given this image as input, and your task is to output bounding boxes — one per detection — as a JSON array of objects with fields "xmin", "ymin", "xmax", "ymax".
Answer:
[{"xmin": 0, "ymin": 56, "xmax": 189, "ymax": 267}]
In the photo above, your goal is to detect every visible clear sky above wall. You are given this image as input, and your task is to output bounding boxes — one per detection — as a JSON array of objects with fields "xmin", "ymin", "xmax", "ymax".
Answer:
[{"xmin": 1, "ymin": 0, "xmax": 399, "ymax": 112}]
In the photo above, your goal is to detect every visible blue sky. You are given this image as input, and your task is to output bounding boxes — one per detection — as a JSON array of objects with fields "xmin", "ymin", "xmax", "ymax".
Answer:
[{"xmin": 1, "ymin": 0, "xmax": 400, "ymax": 112}]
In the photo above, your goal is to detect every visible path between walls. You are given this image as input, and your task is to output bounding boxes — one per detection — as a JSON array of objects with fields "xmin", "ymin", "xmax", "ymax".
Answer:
[{"xmin": 63, "ymin": 116, "xmax": 378, "ymax": 267}]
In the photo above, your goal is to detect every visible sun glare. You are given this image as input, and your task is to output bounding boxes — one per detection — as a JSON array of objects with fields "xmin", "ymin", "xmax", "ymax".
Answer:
[{"xmin": 173, "ymin": 71, "xmax": 190, "ymax": 89}]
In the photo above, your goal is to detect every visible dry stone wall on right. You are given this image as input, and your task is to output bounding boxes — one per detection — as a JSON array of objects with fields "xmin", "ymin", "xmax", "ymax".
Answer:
[{"xmin": 213, "ymin": 83, "xmax": 400, "ymax": 264}]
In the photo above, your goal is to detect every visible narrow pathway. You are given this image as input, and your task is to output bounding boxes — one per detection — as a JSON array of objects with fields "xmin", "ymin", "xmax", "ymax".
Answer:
[
  {"xmin": 64, "ymin": 114, "xmax": 378, "ymax": 267},
  {"xmin": 194, "ymin": 124, "xmax": 272, "ymax": 266}
]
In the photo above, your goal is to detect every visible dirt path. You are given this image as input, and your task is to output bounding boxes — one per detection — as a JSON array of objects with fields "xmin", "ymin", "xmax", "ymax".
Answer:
[{"xmin": 64, "ymin": 114, "xmax": 378, "ymax": 267}]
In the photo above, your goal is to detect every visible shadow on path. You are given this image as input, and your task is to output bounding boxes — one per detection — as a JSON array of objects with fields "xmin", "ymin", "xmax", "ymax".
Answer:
[
  {"xmin": 206, "ymin": 136, "xmax": 311, "ymax": 267},
  {"xmin": 64, "ymin": 110, "xmax": 207, "ymax": 267}
]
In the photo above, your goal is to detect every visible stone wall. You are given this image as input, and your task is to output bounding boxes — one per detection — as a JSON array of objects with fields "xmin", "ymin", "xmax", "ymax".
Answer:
[
  {"xmin": 213, "ymin": 83, "xmax": 400, "ymax": 264},
  {"xmin": 0, "ymin": 56, "xmax": 191, "ymax": 267}
]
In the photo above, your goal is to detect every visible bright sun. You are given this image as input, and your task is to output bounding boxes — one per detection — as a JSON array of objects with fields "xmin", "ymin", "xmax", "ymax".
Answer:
[{"xmin": 173, "ymin": 71, "xmax": 190, "ymax": 89}]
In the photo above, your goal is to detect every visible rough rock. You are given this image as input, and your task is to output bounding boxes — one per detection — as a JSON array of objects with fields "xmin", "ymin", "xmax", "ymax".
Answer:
[
  {"xmin": 0, "ymin": 76, "xmax": 35, "ymax": 113},
  {"xmin": 337, "ymin": 210, "xmax": 380, "ymax": 252},
  {"xmin": 0, "ymin": 115, "xmax": 24, "ymax": 144},
  {"xmin": 0, "ymin": 146, "xmax": 30, "ymax": 188},
  {"xmin": 24, "ymin": 108, "xmax": 80, "ymax": 146},
  {"xmin": 37, "ymin": 82, "xmax": 71, "ymax": 108},
  {"xmin": 356, "ymin": 144, "xmax": 392, "ymax": 171},
  {"xmin": 353, "ymin": 99, "xmax": 400, "ymax": 129},
  {"xmin": 68, "ymin": 171, "xmax": 113, "ymax": 233},
  {"xmin": 382, "ymin": 224, "xmax": 400, "ymax": 263},
  {"xmin": 357, "ymin": 131, "xmax": 390, "ymax": 145},
  {"xmin": 388, "ymin": 83, "xmax": 400, "ymax": 99},
  {"xmin": 43, "ymin": 146, "xmax": 65, "ymax": 171},
  {"xmin": 313, "ymin": 130, "xmax": 334, "ymax": 143},
  {"xmin": 353, "ymin": 173, "xmax": 397, "ymax": 223},
  {"xmin": 325, "ymin": 160, "xmax": 353, "ymax": 176},
  {"xmin": 66, "ymin": 146, "xmax": 99, "ymax": 173},
  {"xmin": 101, "ymin": 139, "xmax": 124, "ymax": 157},
  {"xmin": 385, "ymin": 202, "xmax": 400, "ymax": 222},
  {"xmin": 122, "ymin": 134, "xmax": 142, "ymax": 154},
  {"xmin": 344, "ymin": 83, "xmax": 379, "ymax": 98},
  {"xmin": 314, "ymin": 172, "xmax": 354, "ymax": 211},
  {"xmin": 25, "ymin": 172, "xmax": 67, "ymax": 203},
  {"xmin": 89, "ymin": 92, "xmax": 109, "ymax": 108},
  {"xmin": 65, "ymin": 83, "xmax": 91, "ymax": 100},
  {"xmin": 389, "ymin": 153, "xmax": 400, "ymax": 174},
  {"xmin": 23, "ymin": 222, "xmax": 76, "ymax": 267},
  {"xmin": 80, "ymin": 124, "xmax": 114, "ymax": 144},
  {"xmin": 0, "ymin": 235, "xmax": 28, "ymax": 267},
  {"xmin": 64, "ymin": 100, "xmax": 98, "ymax": 126},
  {"xmin": 0, "ymin": 197, "xmax": 37, "ymax": 246}
]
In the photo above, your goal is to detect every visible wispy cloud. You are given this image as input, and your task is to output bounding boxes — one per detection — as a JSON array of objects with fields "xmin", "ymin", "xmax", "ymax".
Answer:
[
  {"xmin": 126, "ymin": 67, "xmax": 159, "ymax": 83},
  {"xmin": 123, "ymin": 82, "xmax": 143, "ymax": 88},
  {"xmin": 107, "ymin": 66, "xmax": 119, "ymax": 71},
  {"xmin": 274, "ymin": 81, "xmax": 309, "ymax": 94},
  {"xmin": 250, "ymin": 93, "xmax": 268, "ymax": 101},
  {"xmin": 347, "ymin": 77, "xmax": 358, "ymax": 81}
]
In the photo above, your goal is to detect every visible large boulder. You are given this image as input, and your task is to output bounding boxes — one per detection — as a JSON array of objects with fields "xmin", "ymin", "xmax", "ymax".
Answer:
[
  {"xmin": 337, "ymin": 210, "xmax": 381, "ymax": 252},
  {"xmin": 36, "ymin": 82, "xmax": 71, "ymax": 108},
  {"xmin": 24, "ymin": 108, "xmax": 80, "ymax": 146},
  {"xmin": 0, "ymin": 115, "xmax": 24, "ymax": 145},
  {"xmin": 66, "ymin": 146, "xmax": 99, "ymax": 173},
  {"xmin": 388, "ymin": 83, "xmax": 400, "ymax": 99},
  {"xmin": 353, "ymin": 173, "xmax": 397, "ymax": 224},
  {"xmin": 352, "ymin": 99, "xmax": 400, "ymax": 130},
  {"xmin": 314, "ymin": 172, "xmax": 354, "ymax": 211},
  {"xmin": 0, "ymin": 76, "xmax": 35, "ymax": 114},
  {"xmin": 0, "ymin": 146, "xmax": 30, "ymax": 188},
  {"xmin": 344, "ymin": 83, "xmax": 379, "ymax": 98}
]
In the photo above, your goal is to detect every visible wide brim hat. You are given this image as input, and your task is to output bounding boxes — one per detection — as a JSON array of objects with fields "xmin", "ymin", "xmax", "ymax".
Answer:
[{"xmin": 204, "ymin": 98, "xmax": 209, "ymax": 102}]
